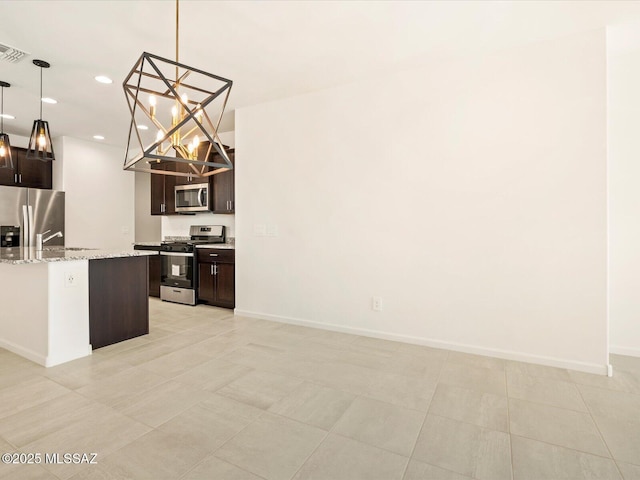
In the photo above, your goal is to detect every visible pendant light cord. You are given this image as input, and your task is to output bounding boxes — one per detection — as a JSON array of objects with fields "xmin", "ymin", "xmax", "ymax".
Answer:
[
  {"xmin": 39, "ymin": 66, "xmax": 43, "ymax": 120},
  {"xmin": 1, "ymin": 86, "xmax": 4, "ymax": 132},
  {"xmin": 175, "ymin": 0, "xmax": 179, "ymax": 85}
]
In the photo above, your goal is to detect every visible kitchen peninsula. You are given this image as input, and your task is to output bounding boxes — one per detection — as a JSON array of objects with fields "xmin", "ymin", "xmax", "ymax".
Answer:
[{"xmin": 0, "ymin": 247, "xmax": 152, "ymax": 367}]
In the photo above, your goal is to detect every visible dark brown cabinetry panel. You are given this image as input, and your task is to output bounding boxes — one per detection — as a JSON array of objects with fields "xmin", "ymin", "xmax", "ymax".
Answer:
[
  {"xmin": 174, "ymin": 161, "xmax": 198, "ymax": 186},
  {"xmin": 197, "ymin": 247, "xmax": 235, "ymax": 308},
  {"xmin": 211, "ymin": 150, "xmax": 234, "ymax": 214},
  {"xmin": 198, "ymin": 264, "xmax": 216, "ymax": 304},
  {"xmin": 0, "ymin": 147, "xmax": 52, "ymax": 189},
  {"xmin": 149, "ymin": 254, "xmax": 161, "ymax": 298},
  {"xmin": 215, "ymin": 262, "xmax": 235, "ymax": 306},
  {"xmin": 89, "ymin": 256, "xmax": 149, "ymax": 349},
  {"xmin": 148, "ymin": 145, "xmax": 234, "ymax": 216},
  {"xmin": 150, "ymin": 162, "xmax": 176, "ymax": 215}
]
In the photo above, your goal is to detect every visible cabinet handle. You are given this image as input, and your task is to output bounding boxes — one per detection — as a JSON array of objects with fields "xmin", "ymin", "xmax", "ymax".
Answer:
[
  {"xmin": 214, "ymin": 264, "xmax": 218, "ymax": 275},
  {"xmin": 14, "ymin": 173, "xmax": 17, "ymax": 183},
  {"xmin": 209, "ymin": 253, "xmax": 218, "ymax": 257},
  {"xmin": 19, "ymin": 174, "xmax": 22, "ymax": 183},
  {"xmin": 210, "ymin": 264, "xmax": 213, "ymax": 275}
]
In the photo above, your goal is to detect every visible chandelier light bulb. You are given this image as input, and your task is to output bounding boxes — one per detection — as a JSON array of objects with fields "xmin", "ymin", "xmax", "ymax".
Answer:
[
  {"xmin": 0, "ymin": 144, "xmax": 5, "ymax": 157},
  {"xmin": 38, "ymin": 133, "xmax": 46, "ymax": 148},
  {"xmin": 149, "ymin": 95, "xmax": 156, "ymax": 119},
  {"xmin": 121, "ymin": 0, "xmax": 233, "ymax": 176}
]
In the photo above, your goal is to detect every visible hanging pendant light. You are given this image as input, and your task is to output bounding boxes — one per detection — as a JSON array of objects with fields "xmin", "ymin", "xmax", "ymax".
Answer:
[
  {"xmin": 26, "ymin": 59, "xmax": 55, "ymax": 161},
  {"xmin": 122, "ymin": 0, "xmax": 233, "ymax": 178},
  {"xmin": 0, "ymin": 81, "xmax": 13, "ymax": 169}
]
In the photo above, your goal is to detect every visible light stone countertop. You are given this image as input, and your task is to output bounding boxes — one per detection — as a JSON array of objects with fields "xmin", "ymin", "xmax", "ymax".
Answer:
[
  {"xmin": 132, "ymin": 241, "xmax": 162, "ymax": 247},
  {"xmin": 0, "ymin": 247, "xmax": 156, "ymax": 265},
  {"xmin": 195, "ymin": 243, "xmax": 235, "ymax": 250}
]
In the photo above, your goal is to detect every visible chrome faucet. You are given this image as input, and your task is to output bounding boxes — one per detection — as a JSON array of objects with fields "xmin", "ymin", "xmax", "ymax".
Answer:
[{"xmin": 35, "ymin": 230, "xmax": 63, "ymax": 250}]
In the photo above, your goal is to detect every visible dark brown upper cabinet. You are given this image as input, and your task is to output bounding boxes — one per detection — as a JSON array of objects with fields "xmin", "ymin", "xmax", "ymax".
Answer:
[
  {"xmin": 0, "ymin": 147, "xmax": 52, "ymax": 189},
  {"xmin": 211, "ymin": 149, "xmax": 234, "ymax": 214},
  {"xmin": 150, "ymin": 161, "xmax": 176, "ymax": 215}
]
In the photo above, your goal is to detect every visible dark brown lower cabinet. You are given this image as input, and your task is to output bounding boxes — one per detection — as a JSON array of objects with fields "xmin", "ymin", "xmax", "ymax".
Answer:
[
  {"xmin": 89, "ymin": 256, "xmax": 149, "ymax": 349},
  {"xmin": 197, "ymin": 248, "xmax": 235, "ymax": 308},
  {"xmin": 149, "ymin": 254, "xmax": 161, "ymax": 298}
]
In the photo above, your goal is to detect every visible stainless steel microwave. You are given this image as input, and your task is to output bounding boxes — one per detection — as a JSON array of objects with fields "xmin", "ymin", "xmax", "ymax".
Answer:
[{"xmin": 175, "ymin": 183, "xmax": 209, "ymax": 212}]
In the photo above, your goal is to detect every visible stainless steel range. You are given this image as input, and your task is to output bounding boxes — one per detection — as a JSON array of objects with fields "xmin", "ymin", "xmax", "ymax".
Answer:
[{"xmin": 160, "ymin": 225, "xmax": 225, "ymax": 305}]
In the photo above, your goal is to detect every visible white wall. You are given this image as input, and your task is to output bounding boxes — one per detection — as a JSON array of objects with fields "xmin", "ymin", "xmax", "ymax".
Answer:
[
  {"xmin": 58, "ymin": 137, "xmax": 135, "ymax": 249},
  {"xmin": 608, "ymin": 26, "xmax": 640, "ymax": 357},
  {"xmin": 135, "ymin": 172, "xmax": 161, "ymax": 242},
  {"xmin": 0, "ymin": 263, "xmax": 49, "ymax": 365},
  {"xmin": 0, "ymin": 261, "xmax": 91, "ymax": 367},
  {"xmin": 162, "ymin": 213, "xmax": 235, "ymax": 239},
  {"xmin": 236, "ymin": 29, "xmax": 608, "ymax": 374}
]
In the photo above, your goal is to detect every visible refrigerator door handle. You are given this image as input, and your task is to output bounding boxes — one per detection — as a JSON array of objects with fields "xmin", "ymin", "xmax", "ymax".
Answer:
[
  {"xmin": 27, "ymin": 205, "xmax": 34, "ymax": 247},
  {"xmin": 22, "ymin": 205, "xmax": 30, "ymax": 247}
]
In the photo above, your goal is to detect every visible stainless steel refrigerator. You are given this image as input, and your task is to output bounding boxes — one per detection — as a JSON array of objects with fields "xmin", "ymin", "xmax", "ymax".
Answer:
[{"xmin": 0, "ymin": 185, "xmax": 65, "ymax": 248}]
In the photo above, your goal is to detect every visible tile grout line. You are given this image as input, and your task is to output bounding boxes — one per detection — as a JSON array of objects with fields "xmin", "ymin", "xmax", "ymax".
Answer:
[
  {"xmin": 573, "ymin": 379, "xmax": 625, "ymax": 479},
  {"xmin": 198, "ymin": 408, "xmax": 270, "ymax": 477},
  {"xmin": 504, "ymin": 367, "xmax": 516, "ymax": 480},
  {"xmin": 176, "ymin": 450, "xmax": 269, "ymax": 480},
  {"xmin": 507, "ymin": 433, "xmax": 622, "ymax": 463},
  {"xmin": 398, "ymin": 350, "xmax": 451, "ymax": 480}
]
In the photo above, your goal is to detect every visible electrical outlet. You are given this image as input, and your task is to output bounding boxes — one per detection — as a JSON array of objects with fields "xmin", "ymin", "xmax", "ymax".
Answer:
[
  {"xmin": 65, "ymin": 272, "xmax": 78, "ymax": 288},
  {"xmin": 372, "ymin": 296, "xmax": 382, "ymax": 312},
  {"xmin": 266, "ymin": 224, "xmax": 279, "ymax": 237}
]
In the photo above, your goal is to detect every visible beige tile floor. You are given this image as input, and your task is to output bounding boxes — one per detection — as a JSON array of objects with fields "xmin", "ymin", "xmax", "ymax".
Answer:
[{"xmin": 0, "ymin": 298, "xmax": 639, "ymax": 479}]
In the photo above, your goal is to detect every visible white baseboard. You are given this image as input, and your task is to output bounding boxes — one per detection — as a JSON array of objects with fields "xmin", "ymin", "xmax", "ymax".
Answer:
[
  {"xmin": 0, "ymin": 339, "xmax": 47, "ymax": 366},
  {"xmin": 46, "ymin": 345, "xmax": 93, "ymax": 367},
  {"xmin": 234, "ymin": 309, "xmax": 609, "ymax": 376},
  {"xmin": 610, "ymin": 345, "xmax": 640, "ymax": 358}
]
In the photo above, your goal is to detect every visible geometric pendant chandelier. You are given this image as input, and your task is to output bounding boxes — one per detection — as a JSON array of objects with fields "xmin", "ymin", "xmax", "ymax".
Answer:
[
  {"xmin": 0, "ymin": 80, "xmax": 13, "ymax": 169},
  {"xmin": 26, "ymin": 59, "xmax": 55, "ymax": 162},
  {"xmin": 122, "ymin": 0, "xmax": 233, "ymax": 178}
]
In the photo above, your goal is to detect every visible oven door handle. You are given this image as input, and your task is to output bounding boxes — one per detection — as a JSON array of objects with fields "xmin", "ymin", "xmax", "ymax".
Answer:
[{"xmin": 160, "ymin": 251, "xmax": 194, "ymax": 257}]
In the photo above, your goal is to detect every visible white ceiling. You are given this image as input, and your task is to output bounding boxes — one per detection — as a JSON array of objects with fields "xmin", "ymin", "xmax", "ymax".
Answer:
[{"xmin": 1, "ymin": 0, "xmax": 640, "ymax": 150}]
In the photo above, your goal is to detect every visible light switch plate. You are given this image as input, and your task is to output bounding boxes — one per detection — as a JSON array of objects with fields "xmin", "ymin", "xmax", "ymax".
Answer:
[
  {"xmin": 254, "ymin": 224, "xmax": 266, "ymax": 236},
  {"xmin": 266, "ymin": 224, "xmax": 278, "ymax": 237}
]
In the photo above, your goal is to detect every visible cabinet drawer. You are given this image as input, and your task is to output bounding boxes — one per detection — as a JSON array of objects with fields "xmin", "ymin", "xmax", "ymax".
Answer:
[{"xmin": 197, "ymin": 248, "xmax": 235, "ymax": 263}]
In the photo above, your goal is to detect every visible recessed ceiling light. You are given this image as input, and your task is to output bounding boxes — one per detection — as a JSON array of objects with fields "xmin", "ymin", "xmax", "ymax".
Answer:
[
  {"xmin": 136, "ymin": 124, "xmax": 149, "ymax": 130},
  {"xmin": 41, "ymin": 97, "xmax": 57, "ymax": 104},
  {"xmin": 93, "ymin": 135, "xmax": 105, "ymax": 140},
  {"xmin": 0, "ymin": 113, "xmax": 14, "ymax": 120},
  {"xmin": 95, "ymin": 75, "xmax": 113, "ymax": 84}
]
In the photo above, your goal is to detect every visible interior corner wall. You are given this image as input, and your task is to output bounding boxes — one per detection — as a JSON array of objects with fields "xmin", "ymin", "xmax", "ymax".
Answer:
[
  {"xmin": 135, "ymin": 172, "xmax": 161, "ymax": 242},
  {"xmin": 608, "ymin": 28, "xmax": 640, "ymax": 357},
  {"xmin": 235, "ymin": 28, "xmax": 608, "ymax": 373},
  {"xmin": 59, "ymin": 136, "xmax": 134, "ymax": 249}
]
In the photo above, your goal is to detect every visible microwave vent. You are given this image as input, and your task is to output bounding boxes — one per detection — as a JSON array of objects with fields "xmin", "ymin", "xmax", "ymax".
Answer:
[{"xmin": 0, "ymin": 42, "xmax": 29, "ymax": 63}]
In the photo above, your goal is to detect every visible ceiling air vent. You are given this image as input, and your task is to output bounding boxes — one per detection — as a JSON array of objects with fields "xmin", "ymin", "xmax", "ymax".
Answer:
[{"xmin": 0, "ymin": 43, "xmax": 29, "ymax": 63}]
